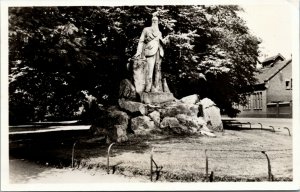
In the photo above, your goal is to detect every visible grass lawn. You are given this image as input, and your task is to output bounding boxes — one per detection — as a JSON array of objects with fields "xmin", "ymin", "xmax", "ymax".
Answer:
[{"xmin": 10, "ymin": 126, "xmax": 292, "ymax": 182}]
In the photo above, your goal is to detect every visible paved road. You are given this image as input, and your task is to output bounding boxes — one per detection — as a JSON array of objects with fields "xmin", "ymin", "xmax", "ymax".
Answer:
[
  {"xmin": 8, "ymin": 122, "xmax": 147, "ymax": 185},
  {"xmin": 9, "ymin": 120, "xmax": 90, "ymax": 134},
  {"xmin": 9, "ymin": 159, "xmax": 146, "ymax": 184},
  {"xmin": 10, "ymin": 125, "xmax": 90, "ymax": 134},
  {"xmin": 222, "ymin": 117, "xmax": 293, "ymax": 134}
]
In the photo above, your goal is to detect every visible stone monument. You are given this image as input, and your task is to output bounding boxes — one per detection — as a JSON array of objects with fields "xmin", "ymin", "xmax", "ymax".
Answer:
[
  {"xmin": 91, "ymin": 15, "xmax": 223, "ymax": 143},
  {"xmin": 128, "ymin": 15, "xmax": 175, "ymax": 104}
]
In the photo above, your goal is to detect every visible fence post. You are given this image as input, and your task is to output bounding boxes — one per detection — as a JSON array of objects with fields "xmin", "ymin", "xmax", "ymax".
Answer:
[
  {"xmin": 107, "ymin": 143, "xmax": 115, "ymax": 174},
  {"xmin": 150, "ymin": 147, "xmax": 163, "ymax": 181},
  {"xmin": 205, "ymin": 149, "xmax": 208, "ymax": 182},
  {"xmin": 258, "ymin": 123, "xmax": 263, "ymax": 130},
  {"xmin": 247, "ymin": 122, "xmax": 251, "ymax": 129},
  {"xmin": 150, "ymin": 147, "xmax": 153, "ymax": 182},
  {"xmin": 284, "ymin": 127, "xmax": 291, "ymax": 136},
  {"xmin": 261, "ymin": 151, "xmax": 274, "ymax": 181},
  {"xmin": 71, "ymin": 141, "xmax": 77, "ymax": 168},
  {"xmin": 209, "ymin": 171, "xmax": 214, "ymax": 182}
]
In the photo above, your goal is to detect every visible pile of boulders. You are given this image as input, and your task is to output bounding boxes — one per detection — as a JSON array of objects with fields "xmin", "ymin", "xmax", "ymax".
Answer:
[{"xmin": 90, "ymin": 94, "xmax": 223, "ymax": 143}]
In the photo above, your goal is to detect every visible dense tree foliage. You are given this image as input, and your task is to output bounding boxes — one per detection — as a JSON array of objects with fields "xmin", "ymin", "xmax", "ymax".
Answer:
[{"xmin": 9, "ymin": 6, "xmax": 260, "ymax": 124}]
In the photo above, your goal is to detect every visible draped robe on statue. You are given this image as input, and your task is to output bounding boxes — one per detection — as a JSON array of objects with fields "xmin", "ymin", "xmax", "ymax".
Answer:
[{"xmin": 135, "ymin": 26, "xmax": 165, "ymax": 93}]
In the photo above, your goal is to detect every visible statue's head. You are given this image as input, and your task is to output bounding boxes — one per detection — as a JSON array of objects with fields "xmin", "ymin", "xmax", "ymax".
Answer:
[{"xmin": 152, "ymin": 16, "xmax": 159, "ymax": 25}]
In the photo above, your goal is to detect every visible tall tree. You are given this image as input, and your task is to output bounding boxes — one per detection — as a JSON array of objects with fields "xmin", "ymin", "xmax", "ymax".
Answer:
[{"xmin": 9, "ymin": 5, "xmax": 260, "ymax": 123}]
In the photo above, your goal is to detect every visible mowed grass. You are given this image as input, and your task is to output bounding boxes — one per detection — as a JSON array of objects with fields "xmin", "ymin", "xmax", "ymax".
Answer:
[
  {"xmin": 10, "ymin": 126, "xmax": 292, "ymax": 182},
  {"xmin": 77, "ymin": 129, "xmax": 292, "ymax": 182}
]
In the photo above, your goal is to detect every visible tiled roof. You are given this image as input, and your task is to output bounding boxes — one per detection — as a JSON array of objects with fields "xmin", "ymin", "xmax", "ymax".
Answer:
[
  {"xmin": 261, "ymin": 53, "xmax": 285, "ymax": 64},
  {"xmin": 255, "ymin": 59, "xmax": 292, "ymax": 84}
]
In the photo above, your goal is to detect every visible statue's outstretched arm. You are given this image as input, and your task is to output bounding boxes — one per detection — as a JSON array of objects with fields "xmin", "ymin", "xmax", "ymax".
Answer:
[{"xmin": 160, "ymin": 34, "xmax": 170, "ymax": 45}]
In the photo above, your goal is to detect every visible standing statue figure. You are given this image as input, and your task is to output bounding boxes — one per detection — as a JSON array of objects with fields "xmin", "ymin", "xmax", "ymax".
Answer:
[
  {"xmin": 134, "ymin": 16, "xmax": 169, "ymax": 93},
  {"xmin": 120, "ymin": 15, "xmax": 175, "ymax": 104}
]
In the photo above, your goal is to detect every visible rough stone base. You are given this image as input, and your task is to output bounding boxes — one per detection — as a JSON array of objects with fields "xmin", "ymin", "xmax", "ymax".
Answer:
[
  {"xmin": 133, "ymin": 58, "xmax": 147, "ymax": 96},
  {"xmin": 199, "ymin": 98, "xmax": 223, "ymax": 132},
  {"xmin": 118, "ymin": 98, "xmax": 148, "ymax": 115},
  {"xmin": 141, "ymin": 92, "xmax": 175, "ymax": 104},
  {"xmin": 119, "ymin": 79, "xmax": 137, "ymax": 100},
  {"xmin": 90, "ymin": 106, "xmax": 129, "ymax": 143}
]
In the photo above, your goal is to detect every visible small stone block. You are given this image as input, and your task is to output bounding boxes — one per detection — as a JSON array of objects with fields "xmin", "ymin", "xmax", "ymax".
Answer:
[{"xmin": 141, "ymin": 92, "xmax": 175, "ymax": 104}]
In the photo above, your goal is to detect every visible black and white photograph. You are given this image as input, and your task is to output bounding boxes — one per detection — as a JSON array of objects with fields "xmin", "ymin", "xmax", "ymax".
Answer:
[{"xmin": 1, "ymin": 0, "xmax": 299, "ymax": 191}]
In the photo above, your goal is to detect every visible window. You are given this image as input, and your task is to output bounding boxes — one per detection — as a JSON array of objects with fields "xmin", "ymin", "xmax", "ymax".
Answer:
[
  {"xmin": 248, "ymin": 95, "xmax": 251, "ymax": 109},
  {"xmin": 253, "ymin": 92, "xmax": 263, "ymax": 110},
  {"xmin": 286, "ymin": 78, "xmax": 292, "ymax": 90},
  {"xmin": 256, "ymin": 94, "xmax": 258, "ymax": 109},
  {"xmin": 243, "ymin": 95, "xmax": 251, "ymax": 110},
  {"xmin": 259, "ymin": 92, "xmax": 263, "ymax": 109},
  {"xmin": 285, "ymin": 80, "xmax": 290, "ymax": 89},
  {"xmin": 254, "ymin": 93, "xmax": 257, "ymax": 109},
  {"xmin": 243, "ymin": 92, "xmax": 264, "ymax": 111}
]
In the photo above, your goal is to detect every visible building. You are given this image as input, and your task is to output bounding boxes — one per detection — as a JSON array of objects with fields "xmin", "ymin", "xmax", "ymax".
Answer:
[{"xmin": 238, "ymin": 54, "xmax": 292, "ymax": 118}]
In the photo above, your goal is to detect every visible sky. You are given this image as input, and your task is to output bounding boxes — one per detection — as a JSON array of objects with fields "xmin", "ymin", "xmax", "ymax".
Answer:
[{"xmin": 238, "ymin": 2, "xmax": 294, "ymax": 61}]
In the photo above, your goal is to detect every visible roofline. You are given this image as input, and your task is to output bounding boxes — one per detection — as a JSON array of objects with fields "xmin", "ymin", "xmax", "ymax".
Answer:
[
  {"xmin": 263, "ymin": 59, "xmax": 292, "ymax": 83},
  {"xmin": 276, "ymin": 53, "xmax": 285, "ymax": 60},
  {"xmin": 254, "ymin": 83, "xmax": 267, "ymax": 90},
  {"xmin": 262, "ymin": 53, "xmax": 285, "ymax": 64}
]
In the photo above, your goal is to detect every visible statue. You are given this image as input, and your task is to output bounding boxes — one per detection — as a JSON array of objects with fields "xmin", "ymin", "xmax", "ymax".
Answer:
[
  {"xmin": 134, "ymin": 16, "xmax": 169, "ymax": 93},
  {"xmin": 120, "ymin": 15, "xmax": 175, "ymax": 104}
]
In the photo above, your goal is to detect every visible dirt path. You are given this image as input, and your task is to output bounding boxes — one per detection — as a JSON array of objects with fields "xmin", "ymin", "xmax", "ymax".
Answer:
[{"xmin": 9, "ymin": 159, "xmax": 147, "ymax": 183}]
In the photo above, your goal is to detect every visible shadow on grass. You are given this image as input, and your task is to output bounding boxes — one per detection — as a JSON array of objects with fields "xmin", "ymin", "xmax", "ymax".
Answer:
[
  {"xmin": 9, "ymin": 130, "xmax": 154, "ymax": 169},
  {"xmin": 9, "ymin": 129, "xmax": 198, "ymax": 171},
  {"xmin": 9, "ymin": 124, "xmax": 292, "ymax": 182}
]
